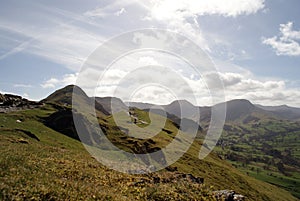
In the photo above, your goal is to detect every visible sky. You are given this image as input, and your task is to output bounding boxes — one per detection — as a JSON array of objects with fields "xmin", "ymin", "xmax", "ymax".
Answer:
[{"xmin": 0, "ymin": 0, "xmax": 300, "ymax": 107}]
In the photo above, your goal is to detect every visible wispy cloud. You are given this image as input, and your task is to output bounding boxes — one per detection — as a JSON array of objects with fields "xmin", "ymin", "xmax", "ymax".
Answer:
[
  {"xmin": 0, "ymin": 20, "xmax": 103, "ymax": 70},
  {"xmin": 0, "ymin": 2, "xmax": 106, "ymax": 70},
  {"xmin": 0, "ymin": 39, "xmax": 33, "ymax": 60},
  {"xmin": 262, "ymin": 22, "xmax": 300, "ymax": 56}
]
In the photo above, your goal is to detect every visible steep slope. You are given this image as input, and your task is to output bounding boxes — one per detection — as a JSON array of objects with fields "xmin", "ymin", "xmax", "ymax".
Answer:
[
  {"xmin": 42, "ymin": 85, "xmax": 85, "ymax": 105},
  {"xmin": 42, "ymin": 85, "xmax": 109, "ymax": 115}
]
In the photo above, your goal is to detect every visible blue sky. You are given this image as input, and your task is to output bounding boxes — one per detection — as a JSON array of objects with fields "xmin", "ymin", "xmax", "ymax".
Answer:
[{"xmin": 0, "ymin": 0, "xmax": 300, "ymax": 106}]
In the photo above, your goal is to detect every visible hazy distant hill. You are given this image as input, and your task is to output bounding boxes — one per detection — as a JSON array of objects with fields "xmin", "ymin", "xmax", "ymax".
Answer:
[
  {"xmin": 163, "ymin": 100, "xmax": 200, "ymax": 120},
  {"xmin": 95, "ymin": 97, "xmax": 128, "ymax": 114},
  {"xmin": 256, "ymin": 104, "xmax": 300, "ymax": 120},
  {"xmin": 128, "ymin": 99, "xmax": 279, "ymax": 123},
  {"xmin": 126, "ymin": 101, "xmax": 155, "ymax": 110}
]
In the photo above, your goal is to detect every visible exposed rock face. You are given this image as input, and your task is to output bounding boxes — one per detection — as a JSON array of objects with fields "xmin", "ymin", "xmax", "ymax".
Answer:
[{"xmin": 0, "ymin": 93, "xmax": 41, "ymax": 113}]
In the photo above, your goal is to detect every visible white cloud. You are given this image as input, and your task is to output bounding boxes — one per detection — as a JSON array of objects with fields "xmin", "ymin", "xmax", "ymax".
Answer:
[
  {"xmin": 149, "ymin": 0, "xmax": 265, "ymax": 21},
  {"xmin": 41, "ymin": 78, "xmax": 60, "ymax": 89},
  {"xmin": 218, "ymin": 72, "xmax": 300, "ymax": 107},
  {"xmin": 146, "ymin": 0, "xmax": 264, "ymax": 50},
  {"xmin": 41, "ymin": 73, "xmax": 77, "ymax": 89},
  {"xmin": 262, "ymin": 22, "xmax": 300, "ymax": 56},
  {"xmin": 84, "ymin": 0, "xmax": 265, "ymax": 53}
]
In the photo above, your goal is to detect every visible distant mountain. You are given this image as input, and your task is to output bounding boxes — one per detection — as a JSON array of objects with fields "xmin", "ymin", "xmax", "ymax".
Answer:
[
  {"xmin": 164, "ymin": 100, "xmax": 200, "ymax": 121},
  {"xmin": 128, "ymin": 100, "xmax": 203, "ymax": 132},
  {"xmin": 128, "ymin": 100, "xmax": 202, "ymax": 122},
  {"xmin": 95, "ymin": 97, "xmax": 128, "ymax": 114},
  {"xmin": 221, "ymin": 99, "xmax": 276, "ymax": 122},
  {"xmin": 128, "ymin": 99, "xmax": 276, "ymax": 124},
  {"xmin": 256, "ymin": 104, "xmax": 300, "ymax": 120},
  {"xmin": 143, "ymin": 108, "xmax": 202, "ymax": 133},
  {"xmin": 126, "ymin": 102, "xmax": 155, "ymax": 110}
]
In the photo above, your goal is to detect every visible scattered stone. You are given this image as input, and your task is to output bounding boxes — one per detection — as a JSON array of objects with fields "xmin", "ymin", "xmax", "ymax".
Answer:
[
  {"xmin": 16, "ymin": 120, "xmax": 22, "ymax": 123},
  {"xmin": 17, "ymin": 138, "xmax": 29, "ymax": 144},
  {"xmin": 213, "ymin": 190, "xmax": 245, "ymax": 201},
  {"xmin": 234, "ymin": 194, "xmax": 245, "ymax": 201}
]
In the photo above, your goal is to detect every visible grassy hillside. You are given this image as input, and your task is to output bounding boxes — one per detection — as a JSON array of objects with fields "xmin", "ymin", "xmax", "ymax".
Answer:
[{"xmin": 0, "ymin": 103, "xmax": 298, "ymax": 200}]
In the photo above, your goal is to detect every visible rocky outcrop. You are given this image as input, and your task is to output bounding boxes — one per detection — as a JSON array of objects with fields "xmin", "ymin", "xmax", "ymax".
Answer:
[{"xmin": 0, "ymin": 93, "xmax": 41, "ymax": 113}]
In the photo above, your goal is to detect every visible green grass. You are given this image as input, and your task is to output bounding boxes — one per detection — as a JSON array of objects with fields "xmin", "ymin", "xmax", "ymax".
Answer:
[{"xmin": 0, "ymin": 105, "xmax": 298, "ymax": 200}]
